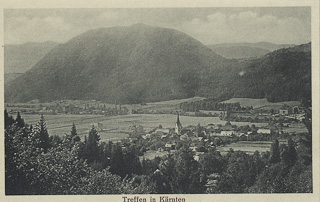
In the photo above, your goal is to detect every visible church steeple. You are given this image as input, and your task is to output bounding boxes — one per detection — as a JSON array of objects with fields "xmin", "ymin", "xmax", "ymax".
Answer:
[{"xmin": 175, "ymin": 113, "xmax": 182, "ymax": 135}]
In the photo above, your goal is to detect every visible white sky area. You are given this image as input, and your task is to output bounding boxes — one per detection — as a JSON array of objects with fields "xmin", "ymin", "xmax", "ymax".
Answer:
[{"xmin": 4, "ymin": 7, "xmax": 311, "ymax": 45}]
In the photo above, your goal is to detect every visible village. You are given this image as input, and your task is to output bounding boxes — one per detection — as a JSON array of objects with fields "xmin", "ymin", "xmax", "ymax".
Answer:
[
  {"xmin": 121, "ymin": 103, "xmax": 307, "ymax": 161},
  {"xmin": 6, "ymin": 98, "xmax": 307, "ymax": 162}
]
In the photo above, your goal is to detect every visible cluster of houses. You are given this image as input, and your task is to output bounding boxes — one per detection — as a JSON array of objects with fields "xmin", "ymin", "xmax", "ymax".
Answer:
[
  {"xmin": 7, "ymin": 101, "xmax": 130, "ymax": 116},
  {"xmin": 134, "ymin": 114, "xmax": 276, "ymax": 161}
]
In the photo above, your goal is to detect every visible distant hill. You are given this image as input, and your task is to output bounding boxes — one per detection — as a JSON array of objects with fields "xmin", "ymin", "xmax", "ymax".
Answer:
[
  {"xmin": 208, "ymin": 42, "xmax": 295, "ymax": 59},
  {"xmin": 5, "ymin": 24, "xmax": 226, "ymax": 103},
  {"xmin": 4, "ymin": 41, "xmax": 59, "ymax": 73},
  {"xmin": 206, "ymin": 43, "xmax": 311, "ymax": 103},
  {"xmin": 5, "ymin": 24, "xmax": 310, "ymax": 104},
  {"xmin": 208, "ymin": 46, "xmax": 269, "ymax": 59}
]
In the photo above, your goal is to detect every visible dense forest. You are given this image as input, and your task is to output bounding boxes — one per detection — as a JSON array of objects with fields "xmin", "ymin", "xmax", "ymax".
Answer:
[{"xmin": 5, "ymin": 110, "xmax": 312, "ymax": 194}]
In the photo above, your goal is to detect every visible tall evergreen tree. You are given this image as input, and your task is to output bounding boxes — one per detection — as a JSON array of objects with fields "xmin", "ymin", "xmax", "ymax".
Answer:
[
  {"xmin": 4, "ymin": 109, "xmax": 15, "ymax": 129},
  {"xmin": 270, "ymin": 139, "xmax": 281, "ymax": 164},
  {"xmin": 173, "ymin": 144, "xmax": 204, "ymax": 193},
  {"xmin": 286, "ymin": 139, "xmax": 297, "ymax": 167},
  {"xmin": 33, "ymin": 114, "xmax": 50, "ymax": 153},
  {"xmin": 15, "ymin": 112, "xmax": 25, "ymax": 128},
  {"xmin": 70, "ymin": 122, "xmax": 80, "ymax": 143},
  {"xmin": 110, "ymin": 143, "xmax": 126, "ymax": 178},
  {"xmin": 85, "ymin": 125, "xmax": 100, "ymax": 163}
]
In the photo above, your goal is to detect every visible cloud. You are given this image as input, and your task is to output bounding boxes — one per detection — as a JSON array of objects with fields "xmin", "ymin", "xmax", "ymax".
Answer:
[
  {"xmin": 97, "ymin": 11, "xmax": 121, "ymax": 21},
  {"xmin": 4, "ymin": 9, "xmax": 310, "ymax": 45},
  {"xmin": 5, "ymin": 16, "xmax": 78, "ymax": 44},
  {"xmin": 178, "ymin": 11, "xmax": 310, "ymax": 45}
]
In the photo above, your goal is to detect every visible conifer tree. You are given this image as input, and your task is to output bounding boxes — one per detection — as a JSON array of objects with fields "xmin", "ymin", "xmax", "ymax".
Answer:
[
  {"xmin": 173, "ymin": 144, "xmax": 204, "ymax": 193},
  {"xmin": 35, "ymin": 114, "xmax": 50, "ymax": 153},
  {"xmin": 71, "ymin": 122, "xmax": 78, "ymax": 137},
  {"xmin": 85, "ymin": 125, "xmax": 100, "ymax": 163},
  {"xmin": 15, "ymin": 112, "xmax": 25, "ymax": 128},
  {"xmin": 270, "ymin": 139, "xmax": 280, "ymax": 164},
  {"xmin": 4, "ymin": 109, "xmax": 15, "ymax": 129}
]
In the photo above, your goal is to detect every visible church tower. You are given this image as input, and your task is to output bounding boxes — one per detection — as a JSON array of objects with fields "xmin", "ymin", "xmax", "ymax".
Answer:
[{"xmin": 175, "ymin": 113, "xmax": 183, "ymax": 135}]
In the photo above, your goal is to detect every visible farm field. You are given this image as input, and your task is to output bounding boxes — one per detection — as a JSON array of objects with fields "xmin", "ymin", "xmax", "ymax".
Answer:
[
  {"xmin": 18, "ymin": 113, "xmax": 269, "ymax": 142},
  {"xmin": 216, "ymin": 140, "xmax": 288, "ymax": 155},
  {"xmin": 221, "ymin": 98, "xmax": 300, "ymax": 109}
]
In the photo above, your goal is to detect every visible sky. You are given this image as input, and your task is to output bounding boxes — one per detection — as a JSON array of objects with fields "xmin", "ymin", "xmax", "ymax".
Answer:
[{"xmin": 4, "ymin": 7, "xmax": 311, "ymax": 45}]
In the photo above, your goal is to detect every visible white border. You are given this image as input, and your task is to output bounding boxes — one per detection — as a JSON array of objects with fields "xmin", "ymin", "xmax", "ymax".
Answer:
[{"xmin": 0, "ymin": 1, "xmax": 319, "ymax": 202}]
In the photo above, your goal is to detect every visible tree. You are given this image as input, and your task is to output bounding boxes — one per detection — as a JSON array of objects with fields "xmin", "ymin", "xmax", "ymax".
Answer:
[
  {"xmin": 195, "ymin": 123, "xmax": 202, "ymax": 137},
  {"xmin": 269, "ymin": 139, "xmax": 280, "ymax": 164},
  {"xmin": 15, "ymin": 111, "xmax": 25, "ymax": 128},
  {"xmin": 172, "ymin": 144, "xmax": 204, "ymax": 193},
  {"xmin": 85, "ymin": 125, "xmax": 100, "ymax": 163},
  {"xmin": 32, "ymin": 114, "xmax": 50, "ymax": 153},
  {"xmin": 4, "ymin": 109, "xmax": 15, "ymax": 129},
  {"xmin": 68, "ymin": 122, "xmax": 80, "ymax": 144},
  {"xmin": 71, "ymin": 122, "xmax": 78, "ymax": 137},
  {"xmin": 281, "ymin": 139, "xmax": 297, "ymax": 167},
  {"xmin": 199, "ymin": 149, "xmax": 225, "ymax": 176},
  {"xmin": 110, "ymin": 143, "xmax": 126, "ymax": 177},
  {"xmin": 217, "ymin": 151, "xmax": 257, "ymax": 193}
]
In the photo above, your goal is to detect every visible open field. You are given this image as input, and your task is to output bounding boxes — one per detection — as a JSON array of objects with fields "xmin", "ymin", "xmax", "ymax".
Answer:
[
  {"xmin": 122, "ymin": 96, "xmax": 205, "ymax": 112},
  {"xmin": 221, "ymin": 98, "xmax": 300, "ymax": 109},
  {"xmin": 216, "ymin": 140, "xmax": 288, "ymax": 155},
  {"xmin": 17, "ymin": 113, "xmax": 269, "ymax": 142}
]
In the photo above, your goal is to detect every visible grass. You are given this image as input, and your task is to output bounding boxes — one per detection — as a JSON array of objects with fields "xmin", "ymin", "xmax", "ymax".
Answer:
[
  {"xmin": 221, "ymin": 98, "xmax": 300, "ymax": 109},
  {"xmin": 216, "ymin": 140, "xmax": 288, "ymax": 155}
]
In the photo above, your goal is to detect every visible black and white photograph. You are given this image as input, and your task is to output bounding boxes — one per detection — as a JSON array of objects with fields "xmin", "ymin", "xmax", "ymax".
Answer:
[{"xmin": 1, "ymin": 0, "xmax": 319, "ymax": 201}]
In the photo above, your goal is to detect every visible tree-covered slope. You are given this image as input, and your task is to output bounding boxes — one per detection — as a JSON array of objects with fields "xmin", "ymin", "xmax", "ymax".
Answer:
[
  {"xmin": 5, "ymin": 24, "xmax": 311, "ymax": 104},
  {"xmin": 4, "ymin": 41, "xmax": 58, "ymax": 73},
  {"xmin": 5, "ymin": 24, "xmax": 226, "ymax": 103}
]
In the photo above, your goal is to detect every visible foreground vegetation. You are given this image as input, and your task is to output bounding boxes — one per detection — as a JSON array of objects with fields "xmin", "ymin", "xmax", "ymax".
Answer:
[{"xmin": 5, "ymin": 110, "xmax": 312, "ymax": 194}]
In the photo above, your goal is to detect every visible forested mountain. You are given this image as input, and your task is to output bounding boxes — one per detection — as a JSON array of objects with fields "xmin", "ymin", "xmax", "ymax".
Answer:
[
  {"xmin": 194, "ymin": 43, "xmax": 311, "ymax": 103},
  {"xmin": 5, "ymin": 23, "xmax": 226, "ymax": 103},
  {"xmin": 5, "ymin": 24, "xmax": 311, "ymax": 104},
  {"xmin": 208, "ymin": 42, "xmax": 295, "ymax": 59},
  {"xmin": 208, "ymin": 46, "xmax": 269, "ymax": 59},
  {"xmin": 4, "ymin": 41, "xmax": 58, "ymax": 73},
  {"xmin": 4, "ymin": 73, "xmax": 23, "ymax": 84},
  {"xmin": 233, "ymin": 43, "xmax": 311, "ymax": 102}
]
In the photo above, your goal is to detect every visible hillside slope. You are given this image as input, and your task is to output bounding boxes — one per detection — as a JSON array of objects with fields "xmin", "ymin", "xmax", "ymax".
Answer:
[
  {"xmin": 5, "ymin": 24, "xmax": 226, "ymax": 103},
  {"xmin": 208, "ymin": 42, "xmax": 295, "ymax": 59},
  {"xmin": 5, "ymin": 24, "xmax": 311, "ymax": 104},
  {"xmin": 4, "ymin": 41, "xmax": 58, "ymax": 73},
  {"xmin": 205, "ymin": 43, "xmax": 311, "ymax": 103}
]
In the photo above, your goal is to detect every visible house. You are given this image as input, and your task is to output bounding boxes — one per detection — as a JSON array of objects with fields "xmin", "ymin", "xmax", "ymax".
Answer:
[
  {"xmin": 279, "ymin": 109, "xmax": 289, "ymax": 115},
  {"xmin": 220, "ymin": 131, "xmax": 235, "ymax": 137},
  {"xmin": 189, "ymin": 146, "xmax": 197, "ymax": 152},
  {"xmin": 165, "ymin": 143, "xmax": 176, "ymax": 151},
  {"xmin": 155, "ymin": 128, "xmax": 170, "ymax": 135},
  {"xmin": 180, "ymin": 134, "xmax": 188, "ymax": 141},
  {"xmin": 161, "ymin": 134, "xmax": 168, "ymax": 139},
  {"xmin": 257, "ymin": 128, "xmax": 271, "ymax": 134}
]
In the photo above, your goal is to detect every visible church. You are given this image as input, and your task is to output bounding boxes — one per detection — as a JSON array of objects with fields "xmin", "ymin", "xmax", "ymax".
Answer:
[{"xmin": 175, "ymin": 113, "xmax": 183, "ymax": 135}]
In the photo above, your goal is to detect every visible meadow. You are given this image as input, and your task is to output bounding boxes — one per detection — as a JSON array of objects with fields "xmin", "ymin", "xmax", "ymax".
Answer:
[
  {"xmin": 216, "ymin": 140, "xmax": 288, "ymax": 155},
  {"xmin": 222, "ymin": 98, "xmax": 300, "ymax": 109}
]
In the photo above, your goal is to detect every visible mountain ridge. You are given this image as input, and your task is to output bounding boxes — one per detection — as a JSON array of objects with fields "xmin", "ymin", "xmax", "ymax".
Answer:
[{"xmin": 5, "ymin": 24, "xmax": 311, "ymax": 104}]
